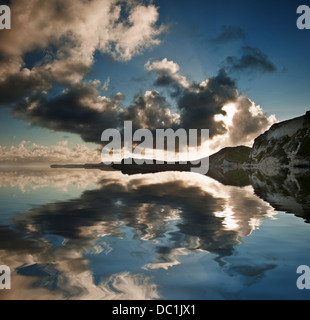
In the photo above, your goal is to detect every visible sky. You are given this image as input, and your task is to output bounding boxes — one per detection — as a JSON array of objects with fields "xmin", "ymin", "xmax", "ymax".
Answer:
[{"xmin": 0, "ymin": 0, "xmax": 310, "ymax": 163}]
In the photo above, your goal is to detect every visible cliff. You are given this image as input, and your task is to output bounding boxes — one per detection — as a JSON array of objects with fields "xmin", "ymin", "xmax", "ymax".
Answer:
[
  {"xmin": 250, "ymin": 111, "xmax": 310, "ymax": 168},
  {"xmin": 209, "ymin": 146, "xmax": 251, "ymax": 168}
]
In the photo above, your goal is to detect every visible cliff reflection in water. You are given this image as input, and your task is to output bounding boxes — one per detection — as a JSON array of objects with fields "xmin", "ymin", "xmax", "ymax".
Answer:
[{"xmin": 0, "ymin": 166, "xmax": 309, "ymax": 300}]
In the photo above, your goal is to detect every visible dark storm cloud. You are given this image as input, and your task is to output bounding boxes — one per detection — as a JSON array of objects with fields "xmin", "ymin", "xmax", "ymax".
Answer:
[
  {"xmin": 177, "ymin": 69, "xmax": 237, "ymax": 136},
  {"xmin": 145, "ymin": 58, "xmax": 275, "ymax": 144},
  {"xmin": 210, "ymin": 25, "xmax": 247, "ymax": 44},
  {"xmin": 0, "ymin": 56, "xmax": 91, "ymax": 106},
  {"xmin": 146, "ymin": 59, "xmax": 238, "ymax": 137},
  {"xmin": 0, "ymin": 58, "xmax": 51, "ymax": 105},
  {"xmin": 12, "ymin": 83, "xmax": 123, "ymax": 144},
  {"xmin": 223, "ymin": 46, "xmax": 277, "ymax": 74},
  {"xmin": 0, "ymin": 0, "xmax": 276, "ymax": 152},
  {"xmin": 11, "ymin": 85, "xmax": 181, "ymax": 146},
  {"xmin": 10, "ymin": 65, "xmax": 242, "ymax": 147},
  {"xmin": 7, "ymin": 55, "xmax": 275, "ymax": 150},
  {"xmin": 121, "ymin": 90, "xmax": 179, "ymax": 131}
]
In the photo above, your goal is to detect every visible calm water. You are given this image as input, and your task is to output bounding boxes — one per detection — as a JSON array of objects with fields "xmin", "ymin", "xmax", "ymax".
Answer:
[{"xmin": 0, "ymin": 166, "xmax": 310, "ymax": 300}]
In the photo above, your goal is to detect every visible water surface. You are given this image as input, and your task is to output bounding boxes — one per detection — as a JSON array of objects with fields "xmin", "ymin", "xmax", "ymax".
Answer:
[{"xmin": 0, "ymin": 166, "xmax": 310, "ymax": 300}]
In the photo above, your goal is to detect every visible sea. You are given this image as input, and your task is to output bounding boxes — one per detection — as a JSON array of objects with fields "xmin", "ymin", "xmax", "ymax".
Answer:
[{"xmin": 0, "ymin": 165, "xmax": 310, "ymax": 300}]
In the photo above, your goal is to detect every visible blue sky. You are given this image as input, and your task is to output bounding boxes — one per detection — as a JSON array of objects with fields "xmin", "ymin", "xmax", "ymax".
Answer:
[
  {"xmin": 101, "ymin": 0, "xmax": 310, "ymax": 118},
  {"xmin": 0, "ymin": 0, "xmax": 309, "ymax": 162}
]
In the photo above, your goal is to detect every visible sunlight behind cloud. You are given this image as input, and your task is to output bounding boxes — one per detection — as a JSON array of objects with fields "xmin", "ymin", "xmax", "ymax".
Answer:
[{"xmin": 214, "ymin": 103, "xmax": 237, "ymax": 127}]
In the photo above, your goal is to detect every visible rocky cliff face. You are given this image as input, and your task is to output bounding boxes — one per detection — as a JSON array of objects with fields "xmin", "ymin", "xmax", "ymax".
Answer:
[
  {"xmin": 249, "ymin": 168, "xmax": 310, "ymax": 222},
  {"xmin": 250, "ymin": 111, "xmax": 310, "ymax": 168},
  {"xmin": 209, "ymin": 146, "xmax": 251, "ymax": 168}
]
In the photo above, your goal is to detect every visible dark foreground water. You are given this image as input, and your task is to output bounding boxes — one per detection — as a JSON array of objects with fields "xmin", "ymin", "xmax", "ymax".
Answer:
[{"xmin": 0, "ymin": 166, "xmax": 310, "ymax": 300}]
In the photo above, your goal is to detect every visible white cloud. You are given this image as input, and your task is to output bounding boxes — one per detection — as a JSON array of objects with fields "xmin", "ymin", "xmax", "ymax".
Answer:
[
  {"xmin": 105, "ymin": 4, "xmax": 166, "ymax": 61},
  {"xmin": 145, "ymin": 58, "xmax": 190, "ymax": 89},
  {"xmin": 0, "ymin": 0, "xmax": 165, "ymax": 103},
  {"xmin": 0, "ymin": 140, "xmax": 101, "ymax": 164},
  {"xmin": 0, "ymin": 0, "xmax": 163, "ymax": 61}
]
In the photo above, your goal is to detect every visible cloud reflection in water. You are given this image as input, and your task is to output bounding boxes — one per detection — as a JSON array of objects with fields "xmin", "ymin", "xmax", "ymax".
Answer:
[{"xmin": 0, "ymin": 168, "xmax": 288, "ymax": 300}]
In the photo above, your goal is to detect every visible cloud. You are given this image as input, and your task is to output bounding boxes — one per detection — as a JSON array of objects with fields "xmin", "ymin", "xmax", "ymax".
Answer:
[
  {"xmin": 57, "ymin": 140, "xmax": 68, "ymax": 147},
  {"xmin": 0, "ymin": 170, "xmax": 278, "ymax": 299},
  {"xmin": 101, "ymin": 77, "xmax": 110, "ymax": 91},
  {"xmin": 145, "ymin": 58, "xmax": 189, "ymax": 94},
  {"xmin": 121, "ymin": 90, "xmax": 180, "ymax": 131},
  {"xmin": 0, "ymin": 167, "xmax": 103, "ymax": 192},
  {"xmin": 5, "ymin": 55, "xmax": 276, "ymax": 158},
  {"xmin": 144, "ymin": 59, "xmax": 276, "ymax": 150},
  {"xmin": 107, "ymin": 4, "xmax": 165, "ymax": 61},
  {"xmin": 13, "ymin": 82, "xmax": 124, "ymax": 144},
  {"xmin": 0, "ymin": 0, "xmax": 164, "ymax": 60},
  {"xmin": 228, "ymin": 96, "xmax": 277, "ymax": 145},
  {"xmin": 1, "ymin": 171, "xmax": 275, "ymax": 257},
  {"xmin": 0, "ymin": 0, "xmax": 171, "ymax": 157},
  {"xmin": 177, "ymin": 69, "xmax": 238, "ymax": 137},
  {"xmin": 0, "ymin": 0, "xmax": 165, "ymax": 105},
  {"xmin": 210, "ymin": 25, "xmax": 246, "ymax": 44},
  {"xmin": 223, "ymin": 46, "xmax": 277, "ymax": 74},
  {"xmin": 0, "ymin": 1, "xmax": 276, "ymax": 160},
  {"xmin": 0, "ymin": 140, "xmax": 101, "ymax": 164},
  {"xmin": 144, "ymin": 59, "xmax": 238, "ymax": 138}
]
